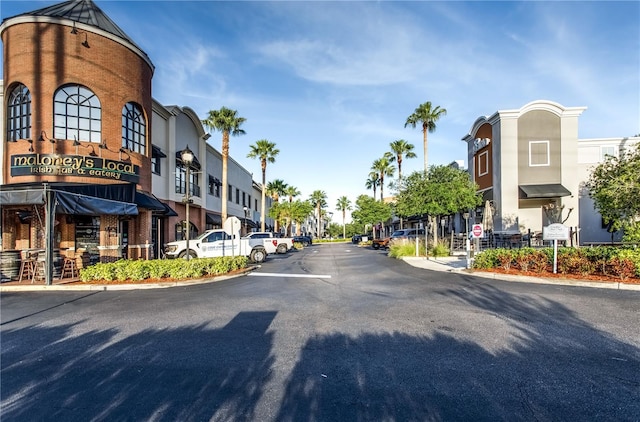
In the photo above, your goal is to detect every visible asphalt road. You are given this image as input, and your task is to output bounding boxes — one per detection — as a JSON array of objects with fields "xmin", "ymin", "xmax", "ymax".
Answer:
[{"xmin": 2, "ymin": 243, "xmax": 639, "ymax": 421}]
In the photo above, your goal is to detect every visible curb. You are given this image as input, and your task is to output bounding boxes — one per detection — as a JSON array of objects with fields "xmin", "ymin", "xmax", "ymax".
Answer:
[
  {"xmin": 0, "ymin": 266, "xmax": 258, "ymax": 292},
  {"xmin": 401, "ymin": 257, "xmax": 640, "ymax": 291}
]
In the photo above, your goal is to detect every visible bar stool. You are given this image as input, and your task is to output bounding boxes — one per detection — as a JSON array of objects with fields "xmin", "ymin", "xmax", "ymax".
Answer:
[
  {"xmin": 31, "ymin": 252, "xmax": 46, "ymax": 283},
  {"xmin": 18, "ymin": 251, "xmax": 36, "ymax": 283},
  {"xmin": 61, "ymin": 254, "xmax": 78, "ymax": 279}
]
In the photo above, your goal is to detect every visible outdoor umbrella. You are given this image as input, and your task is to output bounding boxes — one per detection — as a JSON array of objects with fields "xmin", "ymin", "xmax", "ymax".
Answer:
[{"xmin": 482, "ymin": 200, "xmax": 494, "ymax": 233}]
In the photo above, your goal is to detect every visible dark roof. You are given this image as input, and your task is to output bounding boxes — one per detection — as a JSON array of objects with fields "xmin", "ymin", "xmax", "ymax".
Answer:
[
  {"xmin": 24, "ymin": 0, "xmax": 132, "ymax": 42},
  {"xmin": 6, "ymin": 0, "xmax": 151, "ymax": 67}
]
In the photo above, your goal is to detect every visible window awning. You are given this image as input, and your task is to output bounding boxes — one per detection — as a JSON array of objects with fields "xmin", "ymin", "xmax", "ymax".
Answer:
[
  {"xmin": 519, "ymin": 184, "xmax": 571, "ymax": 199},
  {"xmin": 240, "ymin": 217, "xmax": 257, "ymax": 228},
  {"xmin": 160, "ymin": 202, "xmax": 178, "ymax": 217},
  {"xmin": 135, "ymin": 191, "xmax": 166, "ymax": 211},
  {"xmin": 152, "ymin": 145, "xmax": 167, "ymax": 158},
  {"xmin": 206, "ymin": 212, "xmax": 222, "ymax": 225},
  {"xmin": 56, "ymin": 191, "xmax": 138, "ymax": 215},
  {"xmin": 176, "ymin": 151, "xmax": 202, "ymax": 170}
]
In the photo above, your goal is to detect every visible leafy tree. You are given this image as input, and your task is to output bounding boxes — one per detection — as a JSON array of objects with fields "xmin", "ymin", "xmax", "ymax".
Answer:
[
  {"xmin": 336, "ymin": 196, "xmax": 352, "ymax": 240},
  {"xmin": 290, "ymin": 200, "xmax": 314, "ymax": 236},
  {"xmin": 202, "ymin": 107, "xmax": 246, "ymax": 223},
  {"xmin": 389, "ymin": 139, "xmax": 417, "ymax": 183},
  {"xmin": 247, "ymin": 139, "xmax": 279, "ymax": 231},
  {"xmin": 309, "ymin": 190, "xmax": 328, "ymax": 238},
  {"xmin": 266, "ymin": 179, "xmax": 287, "ymax": 232},
  {"xmin": 351, "ymin": 194, "xmax": 393, "ymax": 238},
  {"xmin": 365, "ymin": 172, "xmax": 380, "ymax": 199},
  {"xmin": 395, "ymin": 165, "xmax": 481, "ymax": 245},
  {"xmin": 371, "ymin": 153, "xmax": 395, "ymax": 201},
  {"xmin": 587, "ymin": 143, "xmax": 640, "ymax": 241},
  {"xmin": 405, "ymin": 101, "xmax": 447, "ymax": 171}
]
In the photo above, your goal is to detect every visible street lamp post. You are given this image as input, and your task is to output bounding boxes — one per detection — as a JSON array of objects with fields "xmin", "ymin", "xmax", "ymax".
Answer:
[
  {"xmin": 181, "ymin": 146, "xmax": 194, "ymax": 260},
  {"xmin": 463, "ymin": 212, "xmax": 470, "ymax": 235},
  {"xmin": 243, "ymin": 206, "xmax": 249, "ymax": 235}
]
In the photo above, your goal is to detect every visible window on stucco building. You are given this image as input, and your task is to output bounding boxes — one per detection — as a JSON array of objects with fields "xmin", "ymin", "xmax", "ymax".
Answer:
[{"xmin": 529, "ymin": 140, "xmax": 550, "ymax": 166}]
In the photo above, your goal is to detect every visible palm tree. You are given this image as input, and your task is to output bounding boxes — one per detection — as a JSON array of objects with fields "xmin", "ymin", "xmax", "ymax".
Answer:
[
  {"xmin": 405, "ymin": 101, "xmax": 447, "ymax": 171},
  {"xmin": 202, "ymin": 107, "xmax": 247, "ymax": 223},
  {"xmin": 247, "ymin": 139, "xmax": 279, "ymax": 231},
  {"xmin": 371, "ymin": 153, "xmax": 395, "ymax": 201},
  {"xmin": 365, "ymin": 172, "xmax": 380, "ymax": 199},
  {"xmin": 389, "ymin": 139, "xmax": 417, "ymax": 183},
  {"xmin": 284, "ymin": 185, "xmax": 301, "ymax": 203},
  {"xmin": 309, "ymin": 190, "xmax": 327, "ymax": 238},
  {"xmin": 336, "ymin": 196, "xmax": 352, "ymax": 240},
  {"xmin": 266, "ymin": 179, "xmax": 288, "ymax": 232}
]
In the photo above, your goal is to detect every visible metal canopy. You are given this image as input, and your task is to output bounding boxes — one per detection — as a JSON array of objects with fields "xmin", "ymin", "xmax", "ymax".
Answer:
[{"xmin": 519, "ymin": 184, "xmax": 571, "ymax": 199}]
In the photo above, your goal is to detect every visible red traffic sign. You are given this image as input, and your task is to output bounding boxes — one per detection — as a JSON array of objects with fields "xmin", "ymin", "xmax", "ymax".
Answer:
[{"xmin": 471, "ymin": 224, "xmax": 484, "ymax": 238}]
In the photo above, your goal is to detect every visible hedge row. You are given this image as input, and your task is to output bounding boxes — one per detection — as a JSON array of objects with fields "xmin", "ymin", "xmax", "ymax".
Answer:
[
  {"xmin": 473, "ymin": 246, "xmax": 640, "ymax": 281},
  {"xmin": 79, "ymin": 256, "xmax": 249, "ymax": 282}
]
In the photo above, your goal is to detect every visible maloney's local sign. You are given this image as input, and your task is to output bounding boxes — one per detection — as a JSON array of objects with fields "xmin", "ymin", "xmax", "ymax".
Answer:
[{"xmin": 10, "ymin": 154, "xmax": 140, "ymax": 183}]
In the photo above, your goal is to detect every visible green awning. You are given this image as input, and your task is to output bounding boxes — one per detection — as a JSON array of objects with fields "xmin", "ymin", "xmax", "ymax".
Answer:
[{"xmin": 519, "ymin": 184, "xmax": 571, "ymax": 199}]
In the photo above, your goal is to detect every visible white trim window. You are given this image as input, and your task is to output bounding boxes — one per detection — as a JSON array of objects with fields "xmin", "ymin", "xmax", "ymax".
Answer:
[
  {"xmin": 529, "ymin": 140, "xmax": 550, "ymax": 167},
  {"xmin": 477, "ymin": 150, "xmax": 489, "ymax": 177},
  {"xmin": 54, "ymin": 84, "xmax": 101, "ymax": 142},
  {"xmin": 600, "ymin": 145, "xmax": 616, "ymax": 162}
]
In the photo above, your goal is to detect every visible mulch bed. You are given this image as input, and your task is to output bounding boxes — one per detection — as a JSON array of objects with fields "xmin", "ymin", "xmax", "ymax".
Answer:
[{"xmin": 473, "ymin": 268, "xmax": 640, "ymax": 285}]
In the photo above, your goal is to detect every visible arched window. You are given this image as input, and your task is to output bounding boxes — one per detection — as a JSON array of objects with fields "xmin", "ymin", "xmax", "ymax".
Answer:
[
  {"xmin": 7, "ymin": 83, "xmax": 31, "ymax": 141},
  {"xmin": 54, "ymin": 85, "xmax": 101, "ymax": 142},
  {"xmin": 122, "ymin": 102, "xmax": 146, "ymax": 154},
  {"xmin": 175, "ymin": 221, "xmax": 198, "ymax": 242}
]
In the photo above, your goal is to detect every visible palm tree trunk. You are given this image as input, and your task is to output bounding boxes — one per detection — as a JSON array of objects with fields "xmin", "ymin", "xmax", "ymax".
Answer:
[
  {"xmin": 221, "ymin": 132, "xmax": 230, "ymax": 223},
  {"xmin": 423, "ymin": 128, "xmax": 428, "ymax": 171},
  {"xmin": 261, "ymin": 170, "xmax": 266, "ymax": 232}
]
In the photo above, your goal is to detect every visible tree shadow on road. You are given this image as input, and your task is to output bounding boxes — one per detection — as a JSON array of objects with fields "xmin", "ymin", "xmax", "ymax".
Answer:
[{"xmin": 1, "ymin": 311, "xmax": 276, "ymax": 421}]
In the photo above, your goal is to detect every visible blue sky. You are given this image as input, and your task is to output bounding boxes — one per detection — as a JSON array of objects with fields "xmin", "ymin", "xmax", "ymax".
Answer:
[{"xmin": 2, "ymin": 1, "xmax": 639, "ymax": 223}]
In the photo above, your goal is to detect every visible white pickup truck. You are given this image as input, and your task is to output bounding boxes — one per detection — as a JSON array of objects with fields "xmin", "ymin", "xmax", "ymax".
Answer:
[
  {"xmin": 164, "ymin": 229, "xmax": 267, "ymax": 263},
  {"xmin": 243, "ymin": 232, "xmax": 294, "ymax": 254}
]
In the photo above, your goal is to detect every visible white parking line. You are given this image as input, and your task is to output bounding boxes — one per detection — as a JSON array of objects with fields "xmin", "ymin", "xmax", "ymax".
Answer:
[{"xmin": 248, "ymin": 272, "xmax": 331, "ymax": 279}]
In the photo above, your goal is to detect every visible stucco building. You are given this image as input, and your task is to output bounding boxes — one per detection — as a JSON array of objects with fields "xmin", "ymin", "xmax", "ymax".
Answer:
[{"xmin": 462, "ymin": 100, "xmax": 639, "ymax": 245}]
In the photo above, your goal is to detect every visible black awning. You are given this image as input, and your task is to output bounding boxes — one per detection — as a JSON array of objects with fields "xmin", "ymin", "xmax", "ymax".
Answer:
[
  {"xmin": 240, "ymin": 217, "xmax": 257, "ymax": 228},
  {"xmin": 206, "ymin": 212, "xmax": 222, "ymax": 225},
  {"xmin": 152, "ymin": 145, "xmax": 167, "ymax": 158},
  {"xmin": 160, "ymin": 202, "xmax": 178, "ymax": 217},
  {"xmin": 56, "ymin": 191, "xmax": 138, "ymax": 216},
  {"xmin": 135, "ymin": 191, "xmax": 166, "ymax": 211},
  {"xmin": 176, "ymin": 151, "xmax": 202, "ymax": 170},
  {"xmin": 519, "ymin": 184, "xmax": 571, "ymax": 199}
]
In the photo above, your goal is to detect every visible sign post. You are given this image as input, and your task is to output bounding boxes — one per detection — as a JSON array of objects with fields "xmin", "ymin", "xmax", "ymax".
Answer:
[{"xmin": 543, "ymin": 223, "xmax": 570, "ymax": 273}]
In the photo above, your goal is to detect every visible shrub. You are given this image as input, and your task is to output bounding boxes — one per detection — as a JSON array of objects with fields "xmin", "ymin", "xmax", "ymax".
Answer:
[
  {"xmin": 79, "ymin": 256, "xmax": 248, "ymax": 283},
  {"xmin": 388, "ymin": 242, "xmax": 426, "ymax": 258},
  {"xmin": 429, "ymin": 241, "xmax": 450, "ymax": 257}
]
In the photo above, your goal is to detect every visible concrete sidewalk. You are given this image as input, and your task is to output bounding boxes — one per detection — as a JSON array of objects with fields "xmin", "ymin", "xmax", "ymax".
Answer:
[{"xmin": 402, "ymin": 255, "xmax": 640, "ymax": 291}]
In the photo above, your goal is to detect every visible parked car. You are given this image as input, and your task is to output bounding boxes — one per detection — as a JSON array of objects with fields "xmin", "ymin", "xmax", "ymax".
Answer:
[
  {"xmin": 372, "ymin": 236, "xmax": 391, "ymax": 250},
  {"xmin": 244, "ymin": 232, "xmax": 294, "ymax": 254},
  {"xmin": 292, "ymin": 235, "xmax": 313, "ymax": 246},
  {"xmin": 390, "ymin": 228, "xmax": 425, "ymax": 242},
  {"xmin": 352, "ymin": 234, "xmax": 363, "ymax": 244}
]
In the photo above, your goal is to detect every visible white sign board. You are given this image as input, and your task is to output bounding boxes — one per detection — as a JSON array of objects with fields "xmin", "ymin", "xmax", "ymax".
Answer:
[
  {"xmin": 543, "ymin": 223, "xmax": 570, "ymax": 241},
  {"xmin": 471, "ymin": 224, "xmax": 484, "ymax": 238},
  {"xmin": 223, "ymin": 216, "xmax": 242, "ymax": 236}
]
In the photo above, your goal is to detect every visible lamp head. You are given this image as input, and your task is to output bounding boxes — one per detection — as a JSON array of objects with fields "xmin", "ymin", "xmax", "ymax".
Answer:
[{"xmin": 181, "ymin": 145, "xmax": 194, "ymax": 164}]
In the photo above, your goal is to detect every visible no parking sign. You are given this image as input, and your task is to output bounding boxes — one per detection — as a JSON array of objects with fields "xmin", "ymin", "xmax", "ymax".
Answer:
[{"xmin": 471, "ymin": 224, "xmax": 484, "ymax": 238}]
